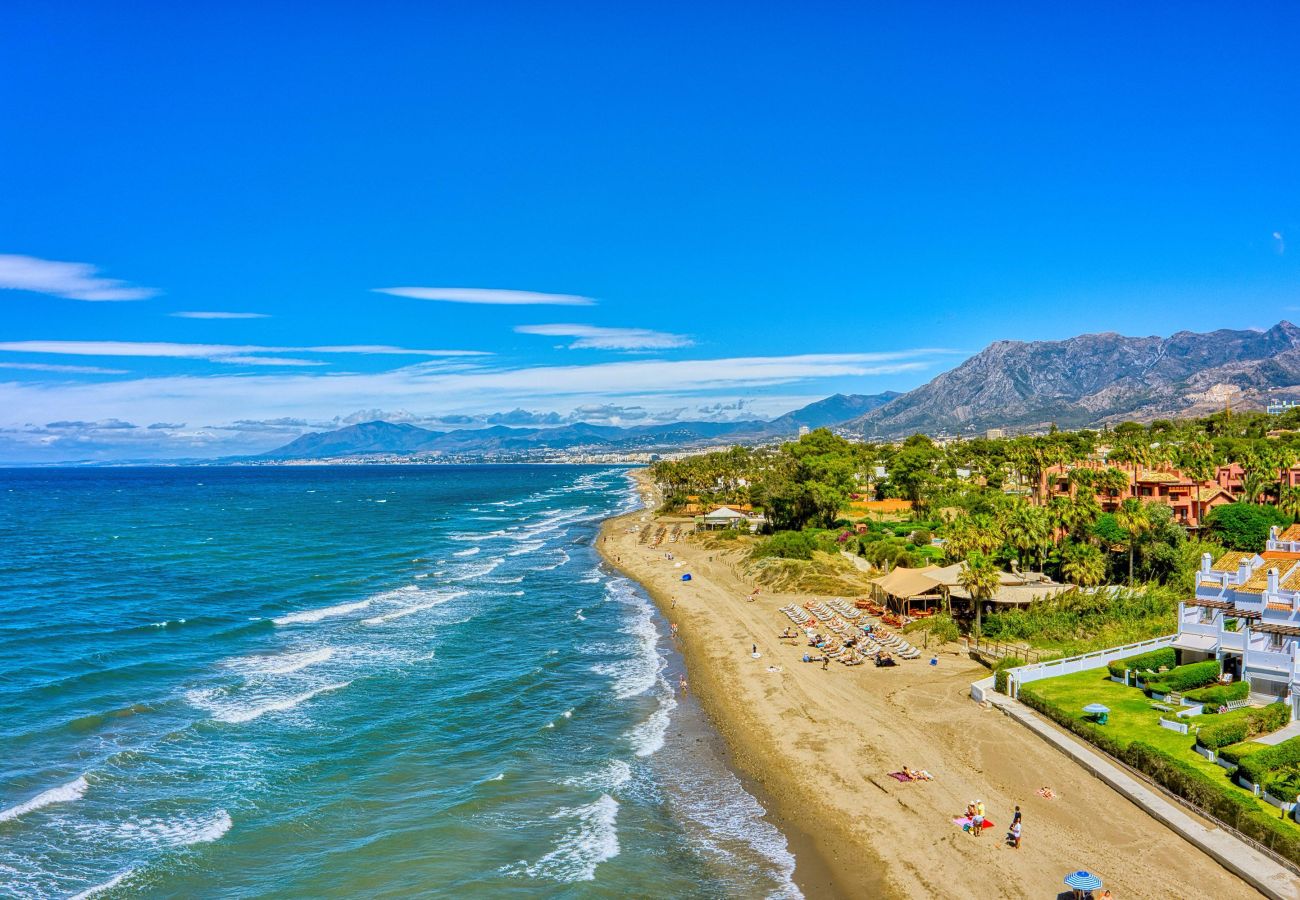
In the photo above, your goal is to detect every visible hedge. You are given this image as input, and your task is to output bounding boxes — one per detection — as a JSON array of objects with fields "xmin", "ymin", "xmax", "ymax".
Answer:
[
  {"xmin": 1105, "ymin": 646, "xmax": 1176, "ymax": 679},
  {"xmin": 1144, "ymin": 660, "xmax": 1221, "ymax": 695},
  {"xmin": 1184, "ymin": 681, "xmax": 1250, "ymax": 708},
  {"xmin": 1019, "ymin": 687, "xmax": 1300, "ymax": 865},
  {"xmin": 993, "ymin": 656, "xmax": 1025, "ymax": 694},
  {"xmin": 1240, "ymin": 735, "xmax": 1300, "ymax": 785},
  {"xmin": 1218, "ymin": 741, "xmax": 1270, "ymax": 765},
  {"xmin": 1196, "ymin": 705, "xmax": 1289, "ymax": 750}
]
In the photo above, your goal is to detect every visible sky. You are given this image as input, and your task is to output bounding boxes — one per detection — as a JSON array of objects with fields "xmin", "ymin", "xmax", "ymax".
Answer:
[{"xmin": 2, "ymin": 2, "xmax": 1298, "ymax": 462}]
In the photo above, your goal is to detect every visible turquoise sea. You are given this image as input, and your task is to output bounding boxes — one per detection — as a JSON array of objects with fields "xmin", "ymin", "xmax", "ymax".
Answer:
[{"xmin": 0, "ymin": 465, "xmax": 798, "ymax": 898}]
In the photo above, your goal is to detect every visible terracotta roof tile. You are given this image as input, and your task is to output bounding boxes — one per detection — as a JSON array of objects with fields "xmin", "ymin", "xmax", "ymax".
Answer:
[{"xmin": 1211, "ymin": 551, "xmax": 1253, "ymax": 573}]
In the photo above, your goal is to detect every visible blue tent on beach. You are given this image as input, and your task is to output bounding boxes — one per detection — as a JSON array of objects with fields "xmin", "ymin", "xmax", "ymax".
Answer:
[{"xmin": 680, "ymin": 573, "xmax": 692, "ymax": 581}]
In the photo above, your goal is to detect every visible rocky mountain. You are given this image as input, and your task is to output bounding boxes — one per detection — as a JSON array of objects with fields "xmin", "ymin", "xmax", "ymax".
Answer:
[
  {"xmin": 846, "ymin": 321, "xmax": 1300, "ymax": 438},
  {"xmin": 259, "ymin": 393, "xmax": 902, "ymax": 460}
]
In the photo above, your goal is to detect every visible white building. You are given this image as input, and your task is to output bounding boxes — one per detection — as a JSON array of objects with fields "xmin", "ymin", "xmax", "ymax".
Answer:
[{"xmin": 1176, "ymin": 525, "xmax": 1300, "ymax": 716}]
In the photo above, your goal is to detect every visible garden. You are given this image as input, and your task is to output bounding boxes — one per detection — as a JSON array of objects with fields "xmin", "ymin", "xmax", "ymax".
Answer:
[{"xmin": 1018, "ymin": 654, "xmax": 1300, "ymax": 865}]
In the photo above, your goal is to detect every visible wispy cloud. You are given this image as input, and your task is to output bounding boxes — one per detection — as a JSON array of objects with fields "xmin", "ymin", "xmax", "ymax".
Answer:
[
  {"xmin": 216, "ymin": 356, "xmax": 325, "ymax": 367},
  {"xmin": 374, "ymin": 287, "xmax": 595, "ymax": 306},
  {"xmin": 170, "ymin": 311, "xmax": 270, "ymax": 319},
  {"xmin": 515, "ymin": 323, "xmax": 693, "ymax": 350},
  {"xmin": 0, "ymin": 340, "xmax": 488, "ymax": 361},
  {"xmin": 0, "ymin": 361, "xmax": 129, "ymax": 374},
  {"xmin": 0, "ymin": 254, "xmax": 159, "ymax": 301}
]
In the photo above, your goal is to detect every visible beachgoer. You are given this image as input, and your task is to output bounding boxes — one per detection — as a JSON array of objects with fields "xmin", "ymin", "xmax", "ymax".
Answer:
[
  {"xmin": 751, "ymin": 643, "xmax": 758, "ymax": 656},
  {"xmin": 901, "ymin": 766, "xmax": 915, "ymax": 780},
  {"xmin": 1009, "ymin": 820, "xmax": 1021, "ymax": 849},
  {"xmin": 916, "ymin": 769, "xmax": 933, "ymax": 781},
  {"xmin": 821, "ymin": 655, "xmax": 830, "ymax": 670},
  {"xmin": 1012, "ymin": 805, "xmax": 1021, "ymax": 827},
  {"xmin": 679, "ymin": 675, "xmax": 688, "ymax": 696},
  {"xmin": 972, "ymin": 799, "xmax": 985, "ymax": 836}
]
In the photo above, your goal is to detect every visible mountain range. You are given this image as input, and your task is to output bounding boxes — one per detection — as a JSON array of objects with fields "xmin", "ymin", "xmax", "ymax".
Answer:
[{"xmin": 259, "ymin": 323, "xmax": 1300, "ymax": 459}]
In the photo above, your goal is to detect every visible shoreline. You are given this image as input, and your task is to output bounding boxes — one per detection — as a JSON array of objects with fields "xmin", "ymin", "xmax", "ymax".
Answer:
[
  {"xmin": 599, "ymin": 468, "xmax": 1264, "ymax": 899},
  {"xmin": 598, "ymin": 473, "xmax": 887, "ymax": 898}
]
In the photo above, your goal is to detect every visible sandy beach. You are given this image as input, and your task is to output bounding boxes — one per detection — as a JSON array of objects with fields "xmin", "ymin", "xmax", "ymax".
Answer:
[{"xmin": 598, "ymin": 470, "xmax": 1260, "ymax": 900}]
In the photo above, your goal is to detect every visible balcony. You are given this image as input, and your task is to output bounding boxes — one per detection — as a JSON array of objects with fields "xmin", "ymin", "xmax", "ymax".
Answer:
[{"xmin": 1245, "ymin": 648, "xmax": 1295, "ymax": 674}]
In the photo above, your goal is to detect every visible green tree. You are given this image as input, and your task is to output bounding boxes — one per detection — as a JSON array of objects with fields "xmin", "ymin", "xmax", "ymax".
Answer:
[
  {"xmin": 1114, "ymin": 498, "xmax": 1155, "ymax": 586},
  {"xmin": 1004, "ymin": 501, "xmax": 1051, "ymax": 572},
  {"xmin": 1205, "ymin": 503, "xmax": 1291, "ymax": 551}
]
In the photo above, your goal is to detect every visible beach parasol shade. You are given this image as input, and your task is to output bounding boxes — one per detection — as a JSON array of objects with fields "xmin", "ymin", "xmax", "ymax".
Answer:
[
  {"xmin": 1082, "ymin": 704, "xmax": 1110, "ymax": 714},
  {"xmin": 1064, "ymin": 871, "xmax": 1102, "ymax": 891}
]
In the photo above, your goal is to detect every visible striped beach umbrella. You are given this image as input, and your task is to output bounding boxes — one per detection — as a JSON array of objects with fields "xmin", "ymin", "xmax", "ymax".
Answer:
[{"xmin": 1064, "ymin": 870, "xmax": 1102, "ymax": 891}]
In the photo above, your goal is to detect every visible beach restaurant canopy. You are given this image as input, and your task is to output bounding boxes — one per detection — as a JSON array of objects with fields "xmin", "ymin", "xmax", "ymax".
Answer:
[
  {"xmin": 698, "ymin": 506, "xmax": 750, "ymax": 530},
  {"xmin": 937, "ymin": 563, "xmax": 1073, "ymax": 606},
  {"xmin": 871, "ymin": 566, "xmax": 943, "ymax": 613}
]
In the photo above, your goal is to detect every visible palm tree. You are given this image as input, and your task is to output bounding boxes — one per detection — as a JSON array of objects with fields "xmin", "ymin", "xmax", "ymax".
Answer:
[
  {"xmin": 959, "ymin": 552, "xmax": 1001, "ymax": 639},
  {"xmin": 1004, "ymin": 502, "xmax": 1051, "ymax": 573},
  {"xmin": 1280, "ymin": 485, "xmax": 1300, "ymax": 522},
  {"xmin": 1114, "ymin": 498, "xmax": 1153, "ymax": 586},
  {"xmin": 1180, "ymin": 435, "xmax": 1217, "ymax": 529},
  {"xmin": 1061, "ymin": 541, "xmax": 1106, "ymax": 587}
]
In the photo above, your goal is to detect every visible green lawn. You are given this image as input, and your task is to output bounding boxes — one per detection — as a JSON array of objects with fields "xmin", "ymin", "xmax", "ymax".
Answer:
[{"xmin": 1023, "ymin": 669, "xmax": 1287, "ymax": 821}]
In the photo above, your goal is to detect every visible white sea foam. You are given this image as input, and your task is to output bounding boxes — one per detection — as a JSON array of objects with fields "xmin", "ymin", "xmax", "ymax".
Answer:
[
  {"xmin": 451, "ymin": 557, "xmax": 504, "ymax": 580},
  {"xmin": 575, "ymin": 610, "xmax": 586, "ymax": 621},
  {"xmin": 191, "ymin": 681, "xmax": 351, "ymax": 723},
  {"xmin": 69, "ymin": 869, "xmax": 136, "ymax": 900},
  {"xmin": 488, "ymin": 772, "xmax": 505, "ymax": 781},
  {"xmin": 516, "ymin": 795, "xmax": 620, "ymax": 883},
  {"xmin": 564, "ymin": 760, "xmax": 631, "ymax": 792},
  {"xmin": 119, "ymin": 809, "xmax": 232, "ymax": 846},
  {"xmin": 534, "ymin": 549, "xmax": 570, "ymax": 571},
  {"xmin": 228, "ymin": 647, "xmax": 335, "ymax": 676},
  {"xmin": 452, "ymin": 547, "xmax": 480, "ymax": 557},
  {"xmin": 414, "ymin": 573, "xmax": 430, "ymax": 579},
  {"xmin": 0, "ymin": 775, "xmax": 88, "ymax": 823},
  {"xmin": 627, "ymin": 688, "xmax": 678, "ymax": 757},
  {"xmin": 507, "ymin": 540, "xmax": 545, "ymax": 556},
  {"xmin": 363, "ymin": 591, "xmax": 466, "ymax": 624},
  {"xmin": 591, "ymin": 587, "xmax": 661, "ymax": 699},
  {"xmin": 148, "ymin": 618, "xmax": 186, "ymax": 628},
  {"xmin": 273, "ymin": 599, "xmax": 370, "ymax": 626}
]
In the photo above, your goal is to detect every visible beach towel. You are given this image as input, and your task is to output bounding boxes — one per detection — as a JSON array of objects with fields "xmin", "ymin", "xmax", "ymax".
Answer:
[
  {"xmin": 888, "ymin": 772, "xmax": 913, "ymax": 782},
  {"xmin": 952, "ymin": 817, "xmax": 995, "ymax": 829}
]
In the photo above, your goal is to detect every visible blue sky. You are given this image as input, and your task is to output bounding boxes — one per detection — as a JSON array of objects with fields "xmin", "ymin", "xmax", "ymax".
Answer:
[{"xmin": 1, "ymin": 2, "xmax": 1297, "ymax": 461}]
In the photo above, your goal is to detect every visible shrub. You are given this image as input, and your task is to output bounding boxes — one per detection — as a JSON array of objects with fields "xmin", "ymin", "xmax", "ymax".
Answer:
[
  {"xmin": 1144, "ymin": 660, "xmax": 1220, "ymax": 695},
  {"xmin": 1184, "ymin": 681, "xmax": 1250, "ymax": 708},
  {"xmin": 1240, "ymin": 733, "xmax": 1300, "ymax": 785},
  {"xmin": 1106, "ymin": 646, "xmax": 1176, "ymax": 679},
  {"xmin": 1264, "ymin": 767, "xmax": 1300, "ymax": 802},
  {"xmin": 904, "ymin": 614, "xmax": 959, "ymax": 645},
  {"xmin": 753, "ymin": 530, "xmax": 818, "ymax": 561}
]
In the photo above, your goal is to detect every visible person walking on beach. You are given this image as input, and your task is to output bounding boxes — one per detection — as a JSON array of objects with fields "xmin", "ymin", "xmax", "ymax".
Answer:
[
  {"xmin": 678, "ymin": 675, "xmax": 688, "ymax": 696},
  {"xmin": 821, "ymin": 654, "xmax": 830, "ymax": 670}
]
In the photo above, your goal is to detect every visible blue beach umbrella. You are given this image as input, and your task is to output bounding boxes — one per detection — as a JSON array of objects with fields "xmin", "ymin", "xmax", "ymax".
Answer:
[
  {"xmin": 1064, "ymin": 870, "xmax": 1102, "ymax": 891},
  {"xmin": 1082, "ymin": 704, "xmax": 1109, "ymax": 714}
]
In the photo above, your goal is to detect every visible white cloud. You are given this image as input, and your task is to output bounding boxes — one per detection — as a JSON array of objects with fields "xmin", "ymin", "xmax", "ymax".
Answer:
[
  {"xmin": 515, "ymin": 323, "xmax": 693, "ymax": 350},
  {"xmin": 0, "ymin": 361, "xmax": 129, "ymax": 374},
  {"xmin": 170, "ymin": 311, "xmax": 270, "ymax": 319},
  {"xmin": 0, "ymin": 254, "xmax": 159, "ymax": 301},
  {"xmin": 215, "ymin": 356, "xmax": 325, "ymax": 367},
  {"xmin": 374, "ymin": 287, "xmax": 595, "ymax": 306},
  {"xmin": 0, "ymin": 340, "xmax": 488, "ymax": 360}
]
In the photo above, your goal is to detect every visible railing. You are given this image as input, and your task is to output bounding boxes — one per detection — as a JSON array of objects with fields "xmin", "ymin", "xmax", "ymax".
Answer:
[
  {"xmin": 966, "ymin": 638, "xmax": 1048, "ymax": 666},
  {"xmin": 1004, "ymin": 635, "xmax": 1178, "ymax": 697}
]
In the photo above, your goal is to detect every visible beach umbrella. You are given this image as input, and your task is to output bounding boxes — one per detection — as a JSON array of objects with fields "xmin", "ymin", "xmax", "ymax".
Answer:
[
  {"xmin": 1064, "ymin": 871, "xmax": 1102, "ymax": 891},
  {"xmin": 1083, "ymin": 703, "xmax": 1110, "ymax": 725}
]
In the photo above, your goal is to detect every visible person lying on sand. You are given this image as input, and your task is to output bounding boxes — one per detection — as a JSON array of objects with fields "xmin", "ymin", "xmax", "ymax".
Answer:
[{"xmin": 1036, "ymin": 786, "xmax": 1056, "ymax": 800}]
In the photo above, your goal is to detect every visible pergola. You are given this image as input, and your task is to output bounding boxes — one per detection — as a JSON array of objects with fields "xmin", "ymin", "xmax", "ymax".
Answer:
[{"xmin": 871, "ymin": 566, "xmax": 944, "ymax": 614}]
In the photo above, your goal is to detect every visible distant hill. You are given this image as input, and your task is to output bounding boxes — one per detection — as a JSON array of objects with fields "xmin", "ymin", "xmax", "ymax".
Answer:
[
  {"xmin": 256, "ymin": 394, "xmax": 900, "ymax": 460},
  {"xmin": 768, "ymin": 392, "xmax": 900, "ymax": 431},
  {"xmin": 845, "ymin": 321, "xmax": 1300, "ymax": 438}
]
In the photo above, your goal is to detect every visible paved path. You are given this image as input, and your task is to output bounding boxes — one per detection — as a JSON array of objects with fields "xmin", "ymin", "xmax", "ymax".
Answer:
[
  {"xmin": 1258, "ymin": 720, "xmax": 1300, "ymax": 746},
  {"xmin": 985, "ymin": 690, "xmax": 1300, "ymax": 900}
]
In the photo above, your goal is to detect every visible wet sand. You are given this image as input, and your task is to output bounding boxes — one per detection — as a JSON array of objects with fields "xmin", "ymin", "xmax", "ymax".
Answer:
[{"xmin": 598, "ymin": 470, "xmax": 1260, "ymax": 899}]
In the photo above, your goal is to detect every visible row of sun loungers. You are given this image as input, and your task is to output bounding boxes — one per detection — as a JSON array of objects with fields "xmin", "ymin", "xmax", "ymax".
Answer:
[{"xmin": 777, "ymin": 602, "xmax": 923, "ymax": 662}]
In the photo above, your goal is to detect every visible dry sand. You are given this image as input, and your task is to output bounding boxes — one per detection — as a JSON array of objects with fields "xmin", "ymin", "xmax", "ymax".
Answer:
[{"xmin": 598, "ymin": 471, "xmax": 1260, "ymax": 900}]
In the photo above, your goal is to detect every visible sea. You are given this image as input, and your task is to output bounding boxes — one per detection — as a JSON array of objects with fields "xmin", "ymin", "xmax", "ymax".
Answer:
[{"xmin": 0, "ymin": 465, "xmax": 800, "ymax": 899}]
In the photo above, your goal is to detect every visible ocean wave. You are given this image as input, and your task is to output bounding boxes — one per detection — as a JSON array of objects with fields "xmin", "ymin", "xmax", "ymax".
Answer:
[
  {"xmin": 564, "ymin": 760, "xmax": 632, "ymax": 792},
  {"xmin": 506, "ymin": 540, "xmax": 545, "ymax": 556},
  {"xmin": 69, "ymin": 869, "xmax": 136, "ymax": 900},
  {"xmin": 452, "ymin": 547, "xmax": 480, "ymax": 557},
  {"xmin": 190, "ymin": 681, "xmax": 351, "ymax": 724},
  {"xmin": 227, "ymin": 647, "xmax": 335, "ymax": 676},
  {"xmin": 272, "ymin": 599, "xmax": 370, "ymax": 626},
  {"xmin": 534, "ymin": 549, "xmax": 570, "ymax": 571},
  {"xmin": 514, "ymin": 795, "xmax": 620, "ymax": 883},
  {"xmin": 0, "ymin": 775, "xmax": 88, "ymax": 824},
  {"xmin": 591, "ymin": 588, "xmax": 661, "ymax": 699},
  {"xmin": 362, "ymin": 591, "xmax": 466, "ymax": 625},
  {"xmin": 627, "ymin": 687, "xmax": 677, "ymax": 757},
  {"xmin": 451, "ymin": 557, "xmax": 504, "ymax": 580},
  {"xmin": 119, "ymin": 809, "xmax": 232, "ymax": 847}
]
